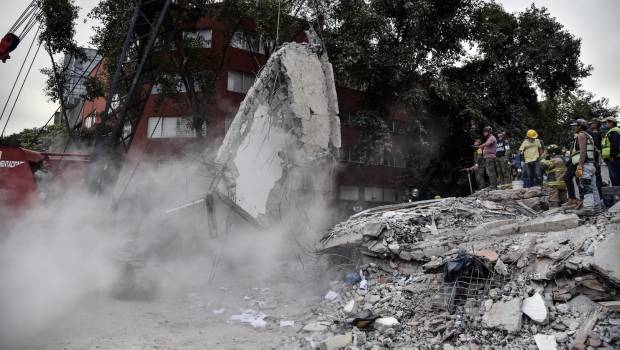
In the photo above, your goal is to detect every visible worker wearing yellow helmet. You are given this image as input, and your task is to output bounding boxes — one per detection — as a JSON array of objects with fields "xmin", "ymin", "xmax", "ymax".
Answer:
[{"xmin": 518, "ymin": 129, "xmax": 544, "ymax": 187}]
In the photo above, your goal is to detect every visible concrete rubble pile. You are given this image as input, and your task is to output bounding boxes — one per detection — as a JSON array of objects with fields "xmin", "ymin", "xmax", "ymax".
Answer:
[{"xmin": 293, "ymin": 191, "xmax": 620, "ymax": 349}]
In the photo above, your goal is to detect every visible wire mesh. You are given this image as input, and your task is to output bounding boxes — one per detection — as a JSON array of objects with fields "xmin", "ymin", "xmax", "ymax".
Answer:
[{"xmin": 438, "ymin": 257, "xmax": 509, "ymax": 315}]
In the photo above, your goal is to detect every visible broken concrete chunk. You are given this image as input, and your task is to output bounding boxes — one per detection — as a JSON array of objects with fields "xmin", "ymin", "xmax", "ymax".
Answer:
[
  {"xmin": 374, "ymin": 317, "xmax": 400, "ymax": 331},
  {"xmin": 494, "ymin": 258, "xmax": 509, "ymax": 276},
  {"xmin": 303, "ymin": 321, "xmax": 330, "ymax": 332},
  {"xmin": 522, "ymin": 293, "xmax": 548, "ymax": 324},
  {"xmin": 482, "ymin": 298, "xmax": 523, "ymax": 333},
  {"xmin": 362, "ymin": 221, "xmax": 387, "ymax": 239},
  {"xmin": 321, "ymin": 332, "xmax": 352, "ymax": 350},
  {"xmin": 423, "ymin": 257, "xmax": 444, "ymax": 271},
  {"xmin": 589, "ymin": 227, "xmax": 620, "ymax": 285},
  {"xmin": 344, "ymin": 299, "xmax": 356, "ymax": 314},
  {"xmin": 534, "ymin": 334, "xmax": 558, "ymax": 350},
  {"xmin": 213, "ymin": 41, "xmax": 341, "ymax": 226},
  {"xmin": 519, "ymin": 213, "xmax": 579, "ymax": 233}
]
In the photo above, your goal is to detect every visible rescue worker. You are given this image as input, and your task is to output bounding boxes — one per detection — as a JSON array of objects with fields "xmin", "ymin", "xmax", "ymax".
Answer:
[
  {"xmin": 588, "ymin": 119, "xmax": 604, "ymax": 195},
  {"xmin": 570, "ymin": 118, "xmax": 603, "ymax": 215},
  {"xmin": 563, "ymin": 144, "xmax": 580, "ymax": 207},
  {"xmin": 495, "ymin": 132, "xmax": 511, "ymax": 184},
  {"xmin": 541, "ymin": 145, "xmax": 567, "ymax": 207},
  {"xmin": 518, "ymin": 129, "xmax": 543, "ymax": 187},
  {"xmin": 470, "ymin": 139, "xmax": 486, "ymax": 190},
  {"xmin": 588, "ymin": 119, "xmax": 603, "ymax": 151},
  {"xmin": 602, "ymin": 116, "xmax": 620, "ymax": 186},
  {"xmin": 475, "ymin": 126, "xmax": 498, "ymax": 189}
]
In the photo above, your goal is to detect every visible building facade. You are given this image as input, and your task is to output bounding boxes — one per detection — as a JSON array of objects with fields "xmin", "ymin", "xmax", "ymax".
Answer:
[{"xmin": 80, "ymin": 7, "xmax": 416, "ymax": 216}]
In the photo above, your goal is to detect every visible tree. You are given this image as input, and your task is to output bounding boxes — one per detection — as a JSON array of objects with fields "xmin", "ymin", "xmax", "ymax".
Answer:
[{"xmin": 0, "ymin": 124, "xmax": 68, "ymax": 152}]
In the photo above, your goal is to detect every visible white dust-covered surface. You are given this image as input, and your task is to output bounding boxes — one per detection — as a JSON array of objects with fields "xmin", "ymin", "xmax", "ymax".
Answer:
[{"xmin": 7, "ymin": 279, "xmax": 322, "ymax": 349}]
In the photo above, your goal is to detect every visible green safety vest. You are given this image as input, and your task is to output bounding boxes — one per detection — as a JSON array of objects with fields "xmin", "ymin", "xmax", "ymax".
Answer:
[
  {"xmin": 570, "ymin": 132, "xmax": 596, "ymax": 165},
  {"xmin": 602, "ymin": 127, "xmax": 620, "ymax": 159}
]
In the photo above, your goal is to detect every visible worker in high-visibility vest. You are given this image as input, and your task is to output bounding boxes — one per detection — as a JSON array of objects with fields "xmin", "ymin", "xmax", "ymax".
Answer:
[
  {"xmin": 541, "ymin": 145, "xmax": 567, "ymax": 207},
  {"xmin": 602, "ymin": 116, "xmax": 620, "ymax": 186},
  {"xmin": 571, "ymin": 118, "xmax": 603, "ymax": 216}
]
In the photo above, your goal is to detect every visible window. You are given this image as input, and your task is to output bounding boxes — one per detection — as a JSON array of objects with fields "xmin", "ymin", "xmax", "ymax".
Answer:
[
  {"xmin": 339, "ymin": 186, "xmax": 359, "ymax": 201},
  {"xmin": 230, "ymin": 31, "xmax": 264, "ymax": 54},
  {"xmin": 394, "ymin": 152, "xmax": 407, "ymax": 168},
  {"xmin": 152, "ymin": 74, "xmax": 201, "ymax": 94},
  {"xmin": 227, "ymin": 71, "xmax": 255, "ymax": 94},
  {"xmin": 383, "ymin": 188, "xmax": 398, "ymax": 203},
  {"xmin": 339, "ymin": 148, "xmax": 350, "ymax": 161},
  {"xmin": 183, "ymin": 29, "xmax": 212, "ymax": 48},
  {"xmin": 83, "ymin": 112, "xmax": 96, "ymax": 128},
  {"xmin": 383, "ymin": 151, "xmax": 395, "ymax": 167},
  {"xmin": 364, "ymin": 187, "xmax": 383, "ymax": 202},
  {"xmin": 147, "ymin": 117, "xmax": 205, "ymax": 138}
]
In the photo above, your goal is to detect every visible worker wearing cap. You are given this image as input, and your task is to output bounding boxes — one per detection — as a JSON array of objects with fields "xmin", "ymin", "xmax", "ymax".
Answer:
[
  {"xmin": 570, "ymin": 119, "xmax": 603, "ymax": 215},
  {"xmin": 495, "ymin": 132, "xmax": 511, "ymax": 184},
  {"xmin": 518, "ymin": 130, "xmax": 543, "ymax": 187},
  {"xmin": 588, "ymin": 119, "xmax": 603, "ymax": 151},
  {"xmin": 602, "ymin": 116, "xmax": 620, "ymax": 186},
  {"xmin": 475, "ymin": 126, "xmax": 498, "ymax": 189},
  {"xmin": 541, "ymin": 145, "xmax": 567, "ymax": 207}
]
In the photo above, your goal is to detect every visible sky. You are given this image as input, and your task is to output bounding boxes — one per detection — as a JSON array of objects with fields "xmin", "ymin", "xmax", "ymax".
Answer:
[{"xmin": 0, "ymin": 0, "xmax": 618, "ymax": 135}]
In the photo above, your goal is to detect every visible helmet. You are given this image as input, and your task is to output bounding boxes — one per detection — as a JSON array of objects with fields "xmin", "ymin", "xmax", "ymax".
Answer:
[
  {"xmin": 546, "ymin": 144, "xmax": 561, "ymax": 155},
  {"xmin": 571, "ymin": 118, "xmax": 588, "ymax": 129},
  {"xmin": 526, "ymin": 129, "xmax": 538, "ymax": 139},
  {"xmin": 605, "ymin": 116, "xmax": 618, "ymax": 125}
]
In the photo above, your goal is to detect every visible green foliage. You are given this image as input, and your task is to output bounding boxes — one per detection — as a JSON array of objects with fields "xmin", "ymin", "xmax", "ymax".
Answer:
[
  {"xmin": 0, "ymin": 124, "xmax": 68, "ymax": 152},
  {"xmin": 84, "ymin": 76, "xmax": 106, "ymax": 101},
  {"xmin": 37, "ymin": 0, "xmax": 84, "ymax": 58}
]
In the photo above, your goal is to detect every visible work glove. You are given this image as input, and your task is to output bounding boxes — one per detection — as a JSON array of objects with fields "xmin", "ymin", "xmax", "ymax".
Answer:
[{"xmin": 575, "ymin": 165, "xmax": 584, "ymax": 178}]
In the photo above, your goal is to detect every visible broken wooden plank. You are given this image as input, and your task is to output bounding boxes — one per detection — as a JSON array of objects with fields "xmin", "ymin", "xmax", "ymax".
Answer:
[
  {"xmin": 569, "ymin": 308, "xmax": 605, "ymax": 350},
  {"xmin": 598, "ymin": 301, "xmax": 620, "ymax": 310}
]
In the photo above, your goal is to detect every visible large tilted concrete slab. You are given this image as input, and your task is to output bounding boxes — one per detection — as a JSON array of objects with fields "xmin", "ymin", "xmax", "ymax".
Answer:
[
  {"xmin": 213, "ymin": 34, "xmax": 341, "ymax": 226},
  {"xmin": 589, "ymin": 225, "xmax": 620, "ymax": 285}
]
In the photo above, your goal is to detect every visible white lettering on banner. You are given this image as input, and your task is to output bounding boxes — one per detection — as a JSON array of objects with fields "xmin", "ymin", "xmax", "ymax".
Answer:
[{"xmin": 0, "ymin": 161, "xmax": 25, "ymax": 168}]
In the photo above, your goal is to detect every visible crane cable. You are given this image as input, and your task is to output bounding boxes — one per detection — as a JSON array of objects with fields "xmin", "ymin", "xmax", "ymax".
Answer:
[
  {"xmin": 0, "ymin": 24, "xmax": 41, "ymax": 125},
  {"xmin": 1, "ymin": 37, "xmax": 43, "ymax": 137},
  {"xmin": 8, "ymin": 1, "xmax": 41, "ymax": 39}
]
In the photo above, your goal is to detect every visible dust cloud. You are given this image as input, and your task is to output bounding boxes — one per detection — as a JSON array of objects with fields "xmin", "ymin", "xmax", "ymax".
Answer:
[{"xmin": 0, "ymin": 155, "xmax": 336, "ymax": 347}]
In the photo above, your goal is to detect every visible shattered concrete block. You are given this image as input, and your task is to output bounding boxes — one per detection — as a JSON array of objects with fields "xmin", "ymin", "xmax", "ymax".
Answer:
[
  {"xmin": 213, "ymin": 37, "xmax": 341, "ymax": 226},
  {"xmin": 482, "ymin": 298, "xmax": 523, "ymax": 333},
  {"xmin": 398, "ymin": 250, "xmax": 427, "ymax": 262},
  {"xmin": 362, "ymin": 221, "xmax": 387, "ymax": 239},
  {"xmin": 374, "ymin": 317, "xmax": 400, "ymax": 332},
  {"xmin": 522, "ymin": 293, "xmax": 548, "ymax": 324},
  {"xmin": 343, "ymin": 300, "xmax": 356, "ymax": 314},
  {"xmin": 303, "ymin": 321, "xmax": 330, "ymax": 332},
  {"xmin": 321, "ymin": 332, "xmax": 352, "ymax": 350},
  {"xmin": 494, "ymin": 258, "xmax": 509, "ymax": 276},
  {"xmin": 469, "ymin": 219, "xmax": 517, "ymax": 236},
  {"xmin": 534, "ymin": 334, "xmax": 558, "ymax": 350},
  {"xmin": 518, "ymin": 214, "xmax": 579, "ymax": 233},
  {"xmin": 589, "ymin": 226, "xmax": 620, "ymax": 285}
]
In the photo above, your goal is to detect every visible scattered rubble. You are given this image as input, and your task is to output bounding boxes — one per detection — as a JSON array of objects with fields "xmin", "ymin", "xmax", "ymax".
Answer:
[{"xmin": 286, "ymin": 190, "xmax": 620, "ymax": 349}]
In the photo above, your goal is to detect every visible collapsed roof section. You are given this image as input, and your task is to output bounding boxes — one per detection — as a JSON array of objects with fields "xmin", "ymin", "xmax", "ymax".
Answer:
[{"xmin": 213, "ymin": 31, "xmax": 341, "ymax": 226}]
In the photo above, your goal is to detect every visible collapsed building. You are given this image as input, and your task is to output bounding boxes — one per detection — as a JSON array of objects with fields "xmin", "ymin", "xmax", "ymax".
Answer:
[{"xmin": 285, "ymin": 188, "xmax": 620, "ymax": 349}]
